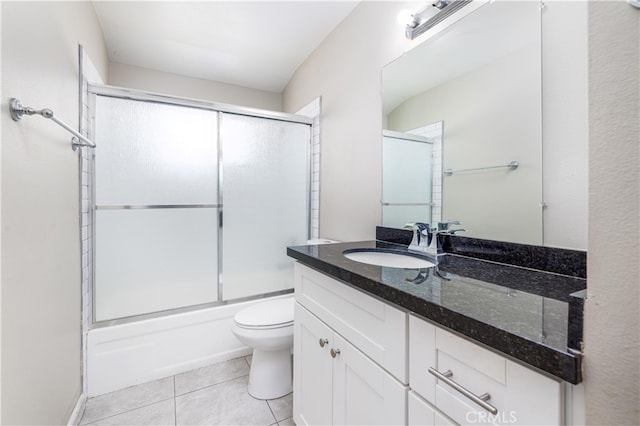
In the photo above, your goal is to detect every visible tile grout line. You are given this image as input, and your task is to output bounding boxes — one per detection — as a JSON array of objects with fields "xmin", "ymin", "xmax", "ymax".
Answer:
[
  {"xmin": 175, "ymin": 373, "xmax": 251, "ymax": 398},
  {"xmin": 81, "ymin": 396, "xmax": 176, "ymax": 425},
  {"xmin": 84, "ymin": 356, "xmax": 262, "ymax": 425},
  {"xmin": 265, "ymin": 399, "xmax": 278, "ymax": 426}
]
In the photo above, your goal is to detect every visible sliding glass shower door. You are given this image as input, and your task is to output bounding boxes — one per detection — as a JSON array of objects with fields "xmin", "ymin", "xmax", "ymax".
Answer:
[
  {"xmin": 382, "ymin": 132, "xmax": 433, "ymax": 228},
  {"xmin": 221, "ymin": 113, "xmax": 310, "ymax": 300},
  {"xmin": 92, "ymin": 92, "xmax": 311, "ymax": 322},
  {"xmin": 94, "ymin": 96, "xmax": 220, "ymax": 321}
]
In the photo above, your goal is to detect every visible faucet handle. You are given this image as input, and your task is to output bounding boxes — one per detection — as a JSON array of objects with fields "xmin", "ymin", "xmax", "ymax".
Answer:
[
  {"xmin": 447, "ymin": 228, "xmax": 466, "ymax": 235},
  {"xmin": 437, "ymin": 220, "xmax": 461, "ymax": 232},
  {"xmin": 405, "ymin": 222, "xmax": 430, "ymax": 235}
]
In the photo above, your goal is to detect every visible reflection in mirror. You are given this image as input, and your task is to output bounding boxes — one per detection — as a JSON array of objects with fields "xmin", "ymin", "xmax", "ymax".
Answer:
[
  {"xmin": 382, "ymin": 1, "xmax": 542, "ymax": 245},
  {"xmin": 382, "ymin": 127, "xmax": 442, "ymax": 229}
]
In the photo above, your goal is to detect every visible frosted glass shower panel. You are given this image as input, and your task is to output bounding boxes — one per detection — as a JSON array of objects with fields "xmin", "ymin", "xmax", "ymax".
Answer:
[
  {"xmin": 382, "ymin": 136, "xmax": 433, "ymax": 227},
  {"xmin": 95, "ymin": 208, "xmax": 218, "ymax": 321},
  {"xmin": 222, "ymin": 114, "xmax": 310, "ymax": 300},
  {"xmin": 383, "ymin": 205, "xmax": 432, "ymax": 230},
  {"xmin": 94, "ymin": 96, "xmax": 218, "ymax": 205}
]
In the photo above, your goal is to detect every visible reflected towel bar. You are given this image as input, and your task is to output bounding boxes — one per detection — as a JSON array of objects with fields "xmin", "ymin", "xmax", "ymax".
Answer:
[
  {"xmin": 9, "ymin": 98, "xmax": 96, "ymax": 151},
  {"xmin": 380, "ymin": 201, "xmax": 436, "ymax": 206},
  {"xmin": 444, "ymin": 161, "xmax": 518, "ymax": 176}
]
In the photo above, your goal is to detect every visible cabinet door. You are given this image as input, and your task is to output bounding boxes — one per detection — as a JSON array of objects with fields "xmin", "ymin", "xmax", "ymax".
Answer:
[
  {"xmin": 294, "ymin": 303, "xmax": 333, "ymax": 426},
  {"xmin": 332, "ymin": 333, "xmax": 407, "ymax": 425},
  {"xmin": 295, "ymin": 263, "xmax": 408, "ymax": 383}
]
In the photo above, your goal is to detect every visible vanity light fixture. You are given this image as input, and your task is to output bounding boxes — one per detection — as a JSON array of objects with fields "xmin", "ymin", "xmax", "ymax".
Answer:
[{"xmin": 404, "ymin": 0, "xmax": 473, "ymax": 40}]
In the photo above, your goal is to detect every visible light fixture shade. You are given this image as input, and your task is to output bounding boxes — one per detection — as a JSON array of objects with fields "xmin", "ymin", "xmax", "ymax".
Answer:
[{"xmin": 397, "ymin": 9, "xmax": 415, "ymax": 27}]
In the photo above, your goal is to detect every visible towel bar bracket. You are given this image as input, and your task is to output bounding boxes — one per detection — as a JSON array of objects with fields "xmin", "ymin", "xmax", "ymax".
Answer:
[{"xmin": 9, "ymin": 97, "xmax": 96, "ymax": 151}]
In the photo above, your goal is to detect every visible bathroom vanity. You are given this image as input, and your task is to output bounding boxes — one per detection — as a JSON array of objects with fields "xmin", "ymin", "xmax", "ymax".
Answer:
[{"xmin": 288, "ymin": 231, "xmax": 586, "ymax": 425}]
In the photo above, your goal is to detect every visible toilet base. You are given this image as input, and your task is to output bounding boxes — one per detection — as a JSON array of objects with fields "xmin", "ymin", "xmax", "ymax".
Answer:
[{"xmin": 248, "ymin": 348, "xmax": 292, "ymax": 400}]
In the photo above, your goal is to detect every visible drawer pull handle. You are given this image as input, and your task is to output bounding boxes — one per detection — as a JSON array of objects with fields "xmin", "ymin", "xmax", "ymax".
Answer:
[
  {"xmin": 330, "ymin": 348, "xmax": 341, "ymax": 358},
  {"xmin": 319, "ymin": 338, "xmax": 329, "ymax": 348},
  {"xmin": 428, "ymin": 367, "xmax": 498, "ymax": 415}
]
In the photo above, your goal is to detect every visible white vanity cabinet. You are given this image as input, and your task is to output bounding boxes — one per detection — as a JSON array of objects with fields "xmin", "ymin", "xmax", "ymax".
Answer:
[
  {"xmin": 293, "ymin": 264, "xmax": 408, "ymax": 426},
  {"xmin": 408, "ymin": 390, "xmax": 456, "ymax": 425},
  {"xmin": 293, "ymin": 262, "xmax": 572, "ymax": 426},
  {"xmin": 409, "ymin": 314, "xmax": 563, "ymax": 425}
]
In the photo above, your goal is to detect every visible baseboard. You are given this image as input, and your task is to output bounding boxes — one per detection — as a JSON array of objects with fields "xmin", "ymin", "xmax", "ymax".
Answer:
[{"xmin": 67, "ymin": 393, "xmax": 87, "ymax": 426}]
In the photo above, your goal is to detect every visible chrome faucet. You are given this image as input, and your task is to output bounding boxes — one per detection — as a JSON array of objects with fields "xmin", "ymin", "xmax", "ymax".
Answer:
[{"xmin": 404, "ymin": 222, "xmax": 431, "ymax": 253}]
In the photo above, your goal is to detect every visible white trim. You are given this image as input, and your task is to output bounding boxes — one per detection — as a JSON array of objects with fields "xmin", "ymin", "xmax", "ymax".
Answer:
[{"xmin": 66, "ymin": 393, "xmax": 86, "ymax": 426}]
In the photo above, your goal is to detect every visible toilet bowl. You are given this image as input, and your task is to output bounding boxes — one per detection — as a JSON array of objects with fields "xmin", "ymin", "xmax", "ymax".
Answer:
[{"xmin": 232, "ymin": 297, "xmax": 294, "ymax": 400}]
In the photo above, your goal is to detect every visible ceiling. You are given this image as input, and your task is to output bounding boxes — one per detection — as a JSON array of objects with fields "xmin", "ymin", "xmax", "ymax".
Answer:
[{"xmin": 92, "ymin": 1, "xmax": 359, "ymax": 93}]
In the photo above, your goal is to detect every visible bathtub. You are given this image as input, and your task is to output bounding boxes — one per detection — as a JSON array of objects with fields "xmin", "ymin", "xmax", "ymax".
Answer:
[{"xmin": 86, "ymin": 295, "xmax": 291, "ymax": 396}]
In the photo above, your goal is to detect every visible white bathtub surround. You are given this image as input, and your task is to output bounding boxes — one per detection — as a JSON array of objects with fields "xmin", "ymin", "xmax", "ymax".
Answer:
[{"xmin": 87, "ymin": 296, "xmax": 291, "ymax": 397}]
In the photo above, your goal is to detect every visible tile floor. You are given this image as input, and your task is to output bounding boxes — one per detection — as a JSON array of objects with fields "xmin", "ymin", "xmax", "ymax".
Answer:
[{"xmin": 79, "ymin": 355, "xmax": 294, "ymax": 426}]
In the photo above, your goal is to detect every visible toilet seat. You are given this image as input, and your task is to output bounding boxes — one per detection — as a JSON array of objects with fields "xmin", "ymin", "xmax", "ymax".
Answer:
[
  {"xmin": 234, "ymin": 297, "xmax": 294, "ymax": 330},
  {"xmin": 235, "ymin": 321, "xmax": 293, "ymax": 331}
]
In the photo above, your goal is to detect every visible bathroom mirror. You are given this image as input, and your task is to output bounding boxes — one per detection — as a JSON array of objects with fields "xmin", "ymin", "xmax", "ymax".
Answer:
[{"xmin": 382, "ymin": 1, "xmax": 542, "ymax": 245}]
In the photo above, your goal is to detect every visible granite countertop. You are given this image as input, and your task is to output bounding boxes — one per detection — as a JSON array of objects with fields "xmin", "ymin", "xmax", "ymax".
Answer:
[{"xmin": 287, "ymin": 239, "xmax": 586, "ymax": 384}]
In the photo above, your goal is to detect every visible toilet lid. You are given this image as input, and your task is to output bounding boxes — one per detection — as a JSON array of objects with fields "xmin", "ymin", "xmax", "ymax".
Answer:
[{"xmin": 234, "ymin": 297, "xmax": 294, "ymax": 328}]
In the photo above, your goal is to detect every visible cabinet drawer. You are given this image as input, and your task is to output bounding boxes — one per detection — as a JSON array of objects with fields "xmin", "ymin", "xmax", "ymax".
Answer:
[
  {"xmin": 295, "ymin": 263, "xmax": 407, "ymax": 383},
  {"xmin": 410, "ymin": 314, "xmax": 563, "ymax": 425},
  {"xmin": 408, "ymin": 391, "xmax": 455, "ymax": 426}
]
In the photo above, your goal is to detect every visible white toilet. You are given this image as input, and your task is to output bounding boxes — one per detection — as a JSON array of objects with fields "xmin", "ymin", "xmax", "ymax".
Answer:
[{"xmin": 232, "ymin": 296, "xmax": 294, "ymax": 400}]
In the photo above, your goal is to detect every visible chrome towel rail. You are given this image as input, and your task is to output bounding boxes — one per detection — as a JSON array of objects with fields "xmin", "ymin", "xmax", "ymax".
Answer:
[
  {"xmin": 9, "ymin": 98, "xmax": 96, "ymax": 151},
  {"xmin": 444, "ymin": 161, "xmax": 518, "ymax": 176},
  {"xmin": 380, "ymin": 201, "xmax": 436, "ymax": 206}
]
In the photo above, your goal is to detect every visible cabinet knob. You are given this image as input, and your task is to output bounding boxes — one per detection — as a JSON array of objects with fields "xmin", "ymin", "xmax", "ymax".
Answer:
[
  {"xmin": 319, "ymin": 338, "xmax": 329, "ymax": 348},
  {"xmin": 330, "ymin": 348, "xmax": 341, "ymax": 358}
]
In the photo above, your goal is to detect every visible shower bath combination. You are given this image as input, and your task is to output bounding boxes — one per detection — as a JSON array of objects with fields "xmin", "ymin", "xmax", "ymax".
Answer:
[
  {"xmin": 89, "ymin": 86, "xmax": 313, "ymax": 324},
  {"xmin": 9, "ymin": 82, "xmax": 316, "ymax": 396}
]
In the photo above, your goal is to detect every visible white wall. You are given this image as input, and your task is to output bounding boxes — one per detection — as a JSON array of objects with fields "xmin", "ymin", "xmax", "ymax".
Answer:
[
  {"xmin": 282, "ymin": 1, "xmax": 424, "ymax": 241},
  {"xmin": 585, "ymin": 2, "xmax": 639, "ymax": 424},
  {"xmin": 109, "ymin": 62, "xmax": 282, "ymax": 111},
  {"xmin": 1, "ymin": 2, "xmax": 108, "ymax": 424}
]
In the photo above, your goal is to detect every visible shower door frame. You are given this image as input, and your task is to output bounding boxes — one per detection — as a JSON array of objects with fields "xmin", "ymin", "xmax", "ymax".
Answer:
[{"xmin": 88, "ymin": 84, "xmax": 313, "ymax": 328}]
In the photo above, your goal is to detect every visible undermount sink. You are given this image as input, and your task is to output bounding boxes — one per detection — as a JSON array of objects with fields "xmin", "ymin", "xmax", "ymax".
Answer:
[{"xmin": 343, "ymin": 249, "xmax": 436, "ymax": 269}]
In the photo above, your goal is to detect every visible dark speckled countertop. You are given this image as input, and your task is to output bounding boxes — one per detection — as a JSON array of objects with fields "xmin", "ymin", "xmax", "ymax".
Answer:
[{"xmin": 287, "ymin": 238, "xmax": 586, "ymax": 384}]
